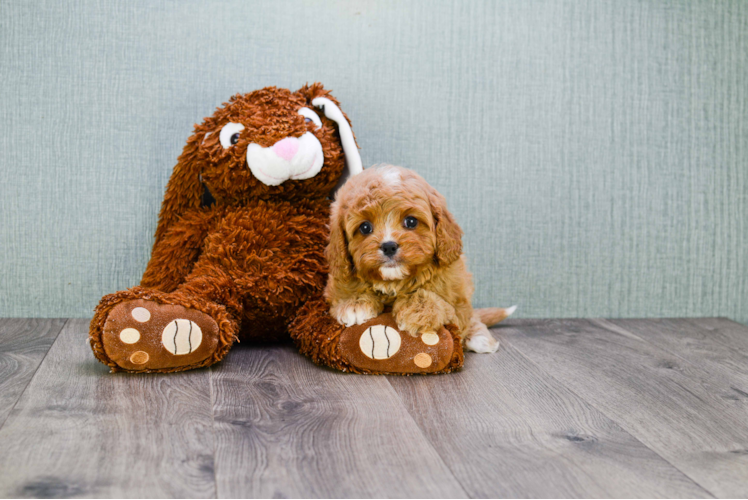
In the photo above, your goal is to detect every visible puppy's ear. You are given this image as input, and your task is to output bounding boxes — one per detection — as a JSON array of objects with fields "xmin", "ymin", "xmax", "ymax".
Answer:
[
  {"xmin": 153, "ymin": 130, "xmax": 207, "ymax": 244},
  {"xmin": 325, "ymin": 201, "xmax": 354, "ymax": 279},
  {"xmin": 428, "ymin": 187, "xmax": 463, "ymax": 266}
]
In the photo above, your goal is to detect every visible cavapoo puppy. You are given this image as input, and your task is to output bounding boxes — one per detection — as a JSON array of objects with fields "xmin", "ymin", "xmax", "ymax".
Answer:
[{"xmin": 325, "ymin": 164, "xmax": 515, "ymax": 353}]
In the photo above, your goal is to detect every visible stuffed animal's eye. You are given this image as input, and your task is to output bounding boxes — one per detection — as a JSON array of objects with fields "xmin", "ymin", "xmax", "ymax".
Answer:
[
  {"xmin": 219, "ymin": 122, "xmax": 245, "ymax": 149},
  {"xmin": 359, "ymin": 221, "xmax": 373, "ymax": 235},
  {"xmin": 404, "ymin": 216, "xmax": 418, "ymax": 229},
  {"xmin": 297, "ymin": 108, "xmax": 322, "ymax": 129}
]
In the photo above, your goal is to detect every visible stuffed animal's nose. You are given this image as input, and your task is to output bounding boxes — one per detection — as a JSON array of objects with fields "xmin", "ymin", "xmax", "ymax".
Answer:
[
  {"xmin": 380, "ymin": 241, "xmax": 399, "ymax": 257},
  {"xmin": 272, "ymin": 137, "xmax": 299, "ymax": 161}
]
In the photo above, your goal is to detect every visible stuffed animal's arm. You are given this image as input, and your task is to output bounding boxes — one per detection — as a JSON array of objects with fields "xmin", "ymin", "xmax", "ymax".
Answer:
[{"xmin": 140, "ymin": 208, "xmax": 222, "ymax": 292}]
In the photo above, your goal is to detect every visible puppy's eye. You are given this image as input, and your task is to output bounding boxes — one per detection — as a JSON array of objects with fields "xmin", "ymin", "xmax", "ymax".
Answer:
[
  {"xmin": 404, "ymin": 216, "xmax": 418, "ymax": 229},
  {"xmin": 219, "ymin": 122, "xmax": 245, "ymax": 149},
  {"xmin": 359, "ymin": 221, "xmax": 373, "ymax": 235},
  {"xmin": 298, "ymin": 108, "xmax": 322, "ymax": 130}
]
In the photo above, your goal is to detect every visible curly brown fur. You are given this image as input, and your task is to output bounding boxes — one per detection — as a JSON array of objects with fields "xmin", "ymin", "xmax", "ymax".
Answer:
[
  {"xmin": 325, "ymin": 165, "xmax": 513, "ymax": 353},
  {"xmin": 90, "ymin": 84, "xmax": 362, "ymax": 372},
  {"xmin": 140, "ymin": 84, "xmax": 349, "ymax": 291}
]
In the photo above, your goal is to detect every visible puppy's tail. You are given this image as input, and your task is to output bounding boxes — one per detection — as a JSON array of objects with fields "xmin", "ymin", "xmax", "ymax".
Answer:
[{"xmin": 476, "ymin": 305, "xmax": 517, "ymax": 327}]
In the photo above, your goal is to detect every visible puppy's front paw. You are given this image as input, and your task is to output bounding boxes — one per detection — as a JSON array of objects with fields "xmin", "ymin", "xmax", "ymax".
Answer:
[
  {"xmin": 393, "ymin": 290, "xmax": 454, "ymax": 338},
  {"xmin": 332, "ymin": 300, "xmax": 381, "ymax": 327},
  {"xmin": 395, "ymin": 317, "xmax": 430, "ymax": 338},
  {"xmin": 394, "ymin": 306, "xmax": 443, "ymax": 337}
]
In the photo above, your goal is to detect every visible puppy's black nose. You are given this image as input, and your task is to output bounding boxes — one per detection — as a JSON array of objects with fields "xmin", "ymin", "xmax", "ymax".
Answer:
[{"xmin": 380, "ymin": 241, "xmax": 399, "ymax": 257}]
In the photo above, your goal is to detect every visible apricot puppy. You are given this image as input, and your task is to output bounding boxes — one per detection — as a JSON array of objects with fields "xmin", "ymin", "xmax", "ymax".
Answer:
[{"xmin": 325, "ymin": 164, "xmax": 515, "ymax": 353}]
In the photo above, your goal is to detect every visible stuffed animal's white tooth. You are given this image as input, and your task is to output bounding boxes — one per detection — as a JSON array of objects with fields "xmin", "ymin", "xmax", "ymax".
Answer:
[{"xmin": 247, "ymin": 132, "xmax": 323, "ymax": 186}]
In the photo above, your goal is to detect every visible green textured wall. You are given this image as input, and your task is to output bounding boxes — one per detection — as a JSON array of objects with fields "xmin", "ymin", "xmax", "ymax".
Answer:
[{"xmin": 1, "ymin": 0, "xmax": 746, "ymax": 323}]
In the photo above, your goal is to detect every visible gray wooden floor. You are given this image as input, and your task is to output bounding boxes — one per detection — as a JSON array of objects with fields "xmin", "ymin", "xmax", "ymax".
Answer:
[{"xmin": 1, "ymin": 318, "xmax": 747, "ymax": 498}]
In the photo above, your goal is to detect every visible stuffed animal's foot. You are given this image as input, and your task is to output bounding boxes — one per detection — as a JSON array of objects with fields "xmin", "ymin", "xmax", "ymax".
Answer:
[
  {"xmin": 338, "ymin": 313, "xmax": 462, "ymax": 374},
  {"xmin": 91, "ymin": 291, "xmax": 235, "ymax": 373}
]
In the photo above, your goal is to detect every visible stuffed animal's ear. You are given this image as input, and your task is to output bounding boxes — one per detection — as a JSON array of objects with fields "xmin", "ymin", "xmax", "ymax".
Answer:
[
  {"xmin": 428, "ymin": 187, "xmax": 463, "ymax": 267},
  {"xmin": 153, "ymin": 131, "xmax": 206, "ymax": 243},
  {"xmin": 296, "ymin": 83, "xmax": 363, "ymax": 189},
  {"xmin": 296, "ymin": 82, "xmax": 332, "ymax": 105},
  {"xmin": 325, "ymin": 201, "xmax": 354, "ymax": 280}
]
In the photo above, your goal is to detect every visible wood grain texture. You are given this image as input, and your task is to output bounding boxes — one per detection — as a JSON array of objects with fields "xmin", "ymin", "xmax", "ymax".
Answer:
[
  {"xmin": 0, "ymin": 318, "xmax": 65, "ymax": 429},
  {"xmin": 685, "ymin": 317, "xmax": 748, "ymax": 353},
  {"xmin": 598, "ymin": 318, "xmax": 748, "ymax": 394},
  {"xmin": 2, "ymin": 317, "xmax": 746, "ymax": 498},
  {"xmin": 388, "ymin": 340, "xmax": 710, "ymax": 498},
  {"xmin": 0, "ymin": 319, "xmax": 216, "ymax": 498},
  {"xmin": 210, "ymin": 344, "xmax": 467, "ymax": 499},
  {"xmin": 502, "ymin": 318, "xmax": 748, "ymax": 498}
]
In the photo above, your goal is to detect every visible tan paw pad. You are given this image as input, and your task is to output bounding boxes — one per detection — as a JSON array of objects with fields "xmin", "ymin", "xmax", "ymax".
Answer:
[
  {"xmin": 359, "ymin": 325, "xmax": 401, "ymax": 359},
  {"xmin": 131, "ymin": 307, "xmax": 151, "ymax": 322},
  {"xmin": 413, "ymin": 353, "xmax": 433, "ymax": 368},
  {"xmin": 119, "ymin": 328, "xmax": 140, "ymax": 344},
  {"xmin": 130, "ymin": 351, "xmax": 149, "ymax": 365},
  {"xmin": 162, "ymin": 319, "xmax": 203, "ymax": 355},
  {"xmin": 421, "ymin": 332, "xmax": 439, "ymax": 345}
]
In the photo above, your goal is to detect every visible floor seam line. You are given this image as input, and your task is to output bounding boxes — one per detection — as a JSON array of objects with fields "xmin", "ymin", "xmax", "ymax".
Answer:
[
  {"xmin": 209, "ymin": 365, "xmax": 220, "ymax": 499},
  {"xmin": 501, "ymin": 323, "xmax": 718, "ymax": 499},
  {"xmin": 0, "ymin": 318, "xmax": 68, "ymax": 434},
  {"xmin": 591, "ymin": 319, "xmax": 710, "ymax": 370},
  {"xmin": 683, "ymin": 317, "xmax": 748, "ymax": 352},
  {"xmin": 382, "ymin": 375, "xmax": 474, "ymax": 499},
  {"xmin": 593, "ymin": 318, "xmax": 748, "ymax": 413}
]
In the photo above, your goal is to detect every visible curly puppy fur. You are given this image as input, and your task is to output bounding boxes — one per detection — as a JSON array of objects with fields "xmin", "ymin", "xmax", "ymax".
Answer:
[
  {"xmin": 325, "ymin": 165, "xmax": 513, "ymax": 353},
  {"xmin": 90, "ymin": 84, "xmax": 366, "ymax": 372}
]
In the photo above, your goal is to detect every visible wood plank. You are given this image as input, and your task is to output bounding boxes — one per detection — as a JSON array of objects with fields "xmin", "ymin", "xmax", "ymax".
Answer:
[
  {"xmin": 0, "ymin": 318, "xmax": 66, "ymax": 429},
  {"xmin": 686, "ymin": 317, "xmax": 748, "ymax": 353},
  {"xmin": 599, "ymin": 318, "xmax": 748, "ymax": 391},
  {"xmin": 501, "ymin": 318, "xmax": 748, "ymax": 498},
  {"xmin": 0, "ymin": 319, "xmax": 216, "ymax": 498},
  {"xmin": 210, "ymin": 344, "xmax": 467, "ymax": 499},
  {"xmin": 388, "ymin": 340, "xmax": 710, "ymax": 498}
]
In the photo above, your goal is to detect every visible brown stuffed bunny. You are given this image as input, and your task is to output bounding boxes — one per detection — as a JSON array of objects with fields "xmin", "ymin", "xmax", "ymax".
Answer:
[{"xmin": 89, "ymin": 84, "xmax": 464, "ymax": 374}]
